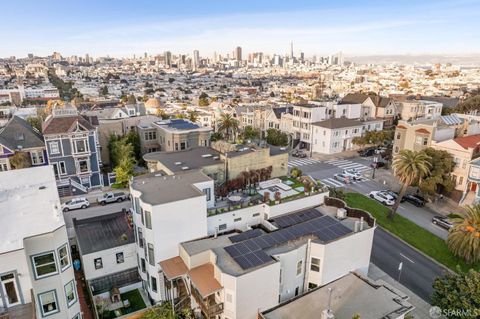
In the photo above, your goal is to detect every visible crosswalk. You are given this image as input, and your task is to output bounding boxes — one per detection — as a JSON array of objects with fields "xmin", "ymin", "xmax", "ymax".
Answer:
[
  {"xmin": 288, "ymin": 158, "xmax": 321, "ymax": 168},
  {"xmin": 324, "ymin": 159, "xmax": 372, "ymax": 173},
  {"xmin": 320, "ymin": 176, "xmax": 369, "ymax": 188}
]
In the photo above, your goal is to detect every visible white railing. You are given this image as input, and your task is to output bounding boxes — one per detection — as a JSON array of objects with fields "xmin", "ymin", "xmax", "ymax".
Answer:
[{"xmin": 69, "ymin": 178, "xmax": 88, "ymax": 193}]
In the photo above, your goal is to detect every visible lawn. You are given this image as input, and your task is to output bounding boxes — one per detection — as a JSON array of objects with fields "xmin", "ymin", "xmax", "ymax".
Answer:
[
  {"xmin": 344, "ymin": 192, "xmax": 480, "ymax": 273},
  {"xmin": 102, "ymin": 289, "xmax": 147, "ymax": 319}
]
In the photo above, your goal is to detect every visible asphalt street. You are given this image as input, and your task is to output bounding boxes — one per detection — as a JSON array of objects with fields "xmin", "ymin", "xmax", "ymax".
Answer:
[{"xmin": 371, "ymin": 227, "xmax": 449, "ymax": 302}]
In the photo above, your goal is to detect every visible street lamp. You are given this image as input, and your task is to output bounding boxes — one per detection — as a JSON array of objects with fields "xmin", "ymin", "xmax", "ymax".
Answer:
[{"xmin": 372, "ymin": 155, "xmax": 379, "ymax": 179}]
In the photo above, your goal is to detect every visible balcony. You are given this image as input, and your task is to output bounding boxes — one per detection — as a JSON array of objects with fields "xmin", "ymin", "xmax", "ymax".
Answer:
[{"xmin": 191, "ymin": 287, "xmax": 223, "ymax": 318}]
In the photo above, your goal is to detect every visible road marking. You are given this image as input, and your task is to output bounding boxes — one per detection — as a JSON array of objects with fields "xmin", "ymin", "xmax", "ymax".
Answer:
[
  {"xmin": 321, "ymin": 178, "xmax": 344, "ymax": 187},
  {"xmin": 339, "ymin": 163, "xmax": 367, "ymax": 169},
  {"xmin": 400, "ymin": 253, "xmax": 415, "ymax": 263},
  {"xmin": 326, "ymin": 159, "xmax": 351, "ymax": 165}
]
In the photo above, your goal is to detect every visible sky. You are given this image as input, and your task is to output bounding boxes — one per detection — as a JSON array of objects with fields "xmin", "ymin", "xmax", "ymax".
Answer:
[{"xmin": 1, "ymin": 0, "xmax": 480, "ymax": 58}]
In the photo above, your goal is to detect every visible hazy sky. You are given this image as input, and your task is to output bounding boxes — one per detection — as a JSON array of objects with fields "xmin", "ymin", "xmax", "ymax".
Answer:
[{"xmin": 2, "ymin": 0, "xmax": 480, "ymax": 58}]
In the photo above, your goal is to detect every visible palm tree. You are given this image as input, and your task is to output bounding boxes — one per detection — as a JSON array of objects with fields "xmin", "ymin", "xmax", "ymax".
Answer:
[
  {"xmin": 218, "ymin": 113, "xmax": 239, "ymax": 142},
  {"xmin": 390, "ymin": 150, "xmax": 431, "ymax": 219},
  {"xmin": 447, "ymin": 205, "xmax": 480, "ymax": 263},
  {"xmin": 187, "ymin": 110, "xmax": 199, "ymax": 123}
]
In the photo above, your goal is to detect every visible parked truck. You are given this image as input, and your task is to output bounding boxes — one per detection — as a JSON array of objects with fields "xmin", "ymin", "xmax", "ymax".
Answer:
[{"xmin": 97, "ymin": 192, "xmax": 128, "ymax": 206}]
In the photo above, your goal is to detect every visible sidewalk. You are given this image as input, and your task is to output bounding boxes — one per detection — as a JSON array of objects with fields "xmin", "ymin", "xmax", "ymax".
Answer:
[
  {"xmin": 311, "ymin": 149, "xmax": 359, "ymax": 161},
  {"xmin": 61, "ymin": 186, "xmax": 130, "ymax": 204},
  {"xmin": 368, "ymin": 263, "xmax": 433, "ymax": 319}
]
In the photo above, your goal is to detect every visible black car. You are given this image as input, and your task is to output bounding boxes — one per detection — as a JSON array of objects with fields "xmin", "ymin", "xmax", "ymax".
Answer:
[
  {"xmin": 371, "ymin": 161, "xmax": 386, "ymax": 168},
  {"xmin": 401, "ymin": 194, "xmax": 426, "ymax": 207},
  {"xmin": 292, "ymin": 151, "xmax": 307, "ymax": 158},
  {"xmin": 359, "ymin": 147, "xmax": 376, "ymax": 157},
  {"xmin": 432, "ymin": 215, "xmax": 453, "ymax": 230}
]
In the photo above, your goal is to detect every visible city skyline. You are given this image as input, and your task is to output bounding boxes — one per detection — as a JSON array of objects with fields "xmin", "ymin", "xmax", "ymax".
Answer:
[{"xmin": 2, "ymin": 0, "xmax": 480, "ymax": 58}]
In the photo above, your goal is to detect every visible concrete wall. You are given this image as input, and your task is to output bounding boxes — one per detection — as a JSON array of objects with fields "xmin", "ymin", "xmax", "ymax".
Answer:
[
  {"xmin": 274, "ymin": 243, "xmax": 308, "ymax": 302},
  {"xmin": 81, "ymin": 243, "xmax": 137, "ymax": 281},
  {"xmin": 225, "ymin": 148, "xmax": 288, "ymax": 180},
  {"xmin": 0, "ymin": 249, "xmax": 32, "ymax": 306}
]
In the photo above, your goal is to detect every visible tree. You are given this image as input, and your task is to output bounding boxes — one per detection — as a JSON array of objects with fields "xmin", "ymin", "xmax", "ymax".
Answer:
[
  {"xmin": 418, "ymin": 148, "xmax": 455, "ymax": 197},
  {"xmin": 270, "ymin": 91, "xmax": 275, "ymax": 97},
  {"xmin": 431, "ymin": 269, "xmax": 480, "ymax": 318},
  {"xmin": 156, "ymin": 108, "xmax": 169, "ymax": 119},
  {"xmin": 127, "ymin": 94, "xmax": 137, "ymax": 104},
  {"xmin": 210, "ymin": 132, "xmax": 223, "ymax": 142},
  {"xmin": 454, "ymin": 95, "xmax": 480, "ymax": 113},
  {"xmin": 26, "ymin": 116, "xmax": 42, "ymax": 132},
  {"xmin": 198, "ymin": 92, "xmax": 210, "ymax": 106},
  {"xmin": 175, "ymin": 113, "xmax": 186, "ymax": 119},
  {"xmin": 187, "ymin": 110, "xmax": 198, "ymax": 123},
  {"xmin": 447, "ymin": 205, "xmax": 480, "ymax": 263},
  {"xmin": 9, "ymin": 152, "xmax": 31, "ymax": 169},
  {"xmin": 100, "ymin": 85, "xmax": 108, "ymax": 96},
  {"xmin": 113, "ymin": 142, "xmax": 135, "ymax": 187},
  {"xmin": 124, "ymin": 130, "xmax": 142, "ymax": 164},
  {"xmin": 352, "ymin": 136, "xmax": 367, "ymax": 149},
  {"xmin": 266, "ymin": 128, "xmax": 288, "ymax": 146},
  {"xmin": 242, "ymin": 125, "xmax": 259, "ymax": 140},
  {"xmin": 218, "ymin": 113, "xmax": 239, "ymax": 141},
  {"xmin": 390, "ymin": 150, "xmax": 431, "ymax": 219},
  {"xmin": 140, "ymin": 302, "xmax": 176, "ymax": 319},
  {"xmin": 290, "ymin": 167, "xmax": 302, "ymax": 178}
]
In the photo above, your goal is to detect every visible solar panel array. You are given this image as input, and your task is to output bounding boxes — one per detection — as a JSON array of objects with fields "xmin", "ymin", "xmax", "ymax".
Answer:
[
  {"xmin": 229, "ymin": 228, "xmax": 264, "ymax": 243},
  {"xmin": 272, "ymin": 208, "xmax": 324, "ymax": 228},
  {"xmin": 224, "ymin": 213, "xmax": 352, "ymax": 270}
]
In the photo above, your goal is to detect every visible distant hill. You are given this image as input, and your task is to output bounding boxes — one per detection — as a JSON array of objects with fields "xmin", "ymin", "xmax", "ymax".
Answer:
[{"xmin": 347, "ymin": 54, "xmax": 480, "ymax": 66}]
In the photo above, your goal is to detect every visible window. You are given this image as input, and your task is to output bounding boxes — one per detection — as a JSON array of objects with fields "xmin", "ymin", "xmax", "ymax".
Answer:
[
  {"xmin": 144, "ymin": 131, "xmax": 157, "ymax": 141},
  {"xmin": 180, "ymin": 142, "xmax": 186, "ymax": 150},
  {"xmin": 218, "ymin": 224, "xmax": 227, "ymax": 231},
  {"xmin": 310, "ymin": 257, "xmax": 320, "ymax": 272},
  {"xmin": 58, "ymin": 244, "xmax": 70, "ymax": 271},
  {"xmin": 148, "ymin": 244, "xmax": 155, "ymax": 266},
  {"xmin": 134, "ymin": 197, "xmax": 140, "ymax": 214},
  {"xmin": 116, "ymin": 252, "xmax": 124, "ymax": 264},
  {"xmin": 94, "ymin": 258, "xmax": 103, "ymax": 270},
  {"xmin": 415, "ymin": 136, "xmax": 423, "ymax": 144},
  {"xmin": 308, "ymin": 283, "xmax": 318, "ymax": 290},
  {"xmin": 38, "ymin": 290, "xmax": 59, "ymax": 316},
  {"xmin": 49, "ymin": 141, "xmax": 60, "ymax": 154},
  {"xmin": 138, "ymin": 228, "xmax": 144, "ymax": 248},
  {"xmin": 31, "ymin": 150, "xmax": 45, "ymax": 165},
  {"xmin": 74, "ymin": 139, "xmax": 88, "ymax": 153},
  {"xmin": 77, "ymin": 159, "xmax": 89, "ymax": 173},
  {"xmin": 423, "ymin": 137, "xmax": 428, "ymax": 146},
  {"xmin": 141, "ymin": 258, "xmax": 146, "ymax": 273},
  {"xmin": 203, "ymin": 188, "xmax": 211, "ymax": 201},
  {"xmin": 296, "ymin": 260, "xmax": 303, "ymax": 276},
  {"xmin": 145, "ymin": 211, "xmax": 152, "ymax": 229},
  {"xmin": 396, "ymin": 133, "xmax": 401, "ymax": 139},
  {"xmin": 459, "ymin": 176, "xmax": 464, "ymax": 185},
  {"xmin": 140, "ymin": 208, "xmax": 144, "ymax": 225},
  {"xmin": 72, "ymin": 313, "xmax": 81, "ymax": 319},
  {"xmin": 295, "ymin": 286, "xmax": 299, "ymax": 296},
  {"xmin": 151, "ymin": 276, "xmax": 157, "ymax": 292},
  {"xmin": 64, "ymin": 280, "xmax": 77, "ymax": 307},
  {"xmin": 32, "ymin": 252, "xmax": 58, "ymax": 279},
  {"xmin": 59, "ymin": 161, "xmax": 67, "ymax": 175}
]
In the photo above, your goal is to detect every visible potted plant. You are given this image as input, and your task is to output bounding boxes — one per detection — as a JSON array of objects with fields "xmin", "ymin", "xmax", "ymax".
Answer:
[{"xmin": 263, "ymin": 192, "xmax": 270, "ymax": 203}]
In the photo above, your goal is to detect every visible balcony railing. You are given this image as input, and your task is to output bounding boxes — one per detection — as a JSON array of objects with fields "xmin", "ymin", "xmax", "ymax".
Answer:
[{"xmin": 191, "ymin": 286, "xmax": 223, "ymax": 318}]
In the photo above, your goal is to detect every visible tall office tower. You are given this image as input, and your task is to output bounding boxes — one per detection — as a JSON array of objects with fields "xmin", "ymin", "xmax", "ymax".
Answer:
[
  {"xmin": 235, "ymin": 46, "xmax": 242, "ymax": 61},
  {"xmin": 300, "ymin": 52, "xmax": 305, "ymax": 63},
  {"xmin": 164, "ymin": 51, "xmax": 172, "ymax": 67},
  {"xmin": 28, "ymin": 53, "xmax": 33, "ymax": 59},
  {"xmin": 290, "ymin": 41, "xmax": 294, "ymax": 59},
  {"xmin": 337, "ymin": 51, "xmax": 344, "ymax": 66},
  {"xmin": 144, "ymin": 52, "xmax": 148, "ymax": 59},
  {"xmin": 193, "ymin": 50, "xmax": 200, "ymax": 70},
  {"xmin": 85, "ymin": 53, "xmax": 90, "ymax": 64},
  {"xmin": 213, "ymin": 51, "xmax": 218, "ymax": 63}
]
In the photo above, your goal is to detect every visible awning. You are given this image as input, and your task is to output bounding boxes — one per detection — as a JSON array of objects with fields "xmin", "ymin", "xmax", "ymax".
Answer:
[
  {"xmin": 189, "ymin": 263, "xmax": 222, "ymax": 298},
  {"xmin": 159, "ymin": 256, "xmax": 188, "ymax": 280}
]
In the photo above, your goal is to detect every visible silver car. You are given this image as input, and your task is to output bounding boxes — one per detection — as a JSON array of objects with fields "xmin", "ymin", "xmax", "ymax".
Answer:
[{"xmin": 62, "ymin": 197, "xmax": 90, "ymax": 212}]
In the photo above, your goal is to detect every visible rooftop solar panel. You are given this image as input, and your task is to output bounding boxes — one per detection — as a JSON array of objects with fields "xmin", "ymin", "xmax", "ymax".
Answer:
[{"xmin": 229, "ymin": 228, "xmax": 264, "ymax": 243}]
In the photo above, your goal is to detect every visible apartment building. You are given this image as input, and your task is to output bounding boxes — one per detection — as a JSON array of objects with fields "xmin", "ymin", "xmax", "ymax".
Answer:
[
  {"xmin": 311, "ymin": 118, "xmax": 384, "ymax": 154},
  {"xmin": 0, "ymin": 166, "xmax": 81, "ymax": 319},
  {"xmin": 73, "ymin": 212, "xmax": 141, "ymax": 295},
  {"xmin": 138, "ymin": 119, "xmax": 212, "ymax": 154},
  {"xmin": 432, "ymin": 134, "xmax": 480, "ymax": 193},
  {"xmin": 396, "ymin": 99, "xmax": 443, "ymax": 121},
  {"xmin": 0, "ymin": 116, "xmax": 47, "ymax": 171},
  {"xmin": 129, "ymin": 170, "xmax": 213, "ymax": 303},
  {"xmin": 42, "ymin": 108, "xmax": 103, "ymax": 195},
  {"xmin": 340, "ymin": 93, "xmax": 396, "ymax": 126},
  {"xmin": 159, "ymin": 204, "xmax": 375, "ymax": 319}
]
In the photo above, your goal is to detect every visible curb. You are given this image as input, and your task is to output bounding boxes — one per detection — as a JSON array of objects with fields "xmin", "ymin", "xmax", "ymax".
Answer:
[{"xmin": 376, "ymin": 226, "xmax": 456, "ymax": 275}]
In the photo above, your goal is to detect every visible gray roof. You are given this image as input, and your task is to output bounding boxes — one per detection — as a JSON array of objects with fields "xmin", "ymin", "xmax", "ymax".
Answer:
[
  {"xmin": 154, "ymin": 118, "xmax": 201, "ymax": 131},
  {"xmin": 0, "ymin": 116, "xmax": 44, "ymax": 151},
  {"xmin": 143, "ymin": 147, "xmax": 223, "ymax": 172},
  {"xmin": 131, "ymin": 169, "xmax": 212, "ymax": 205},
  {"xmin": 73, "ymin": 212, "xmax": 135, "ymax": 255},
  {"xmin": 272, "ymin": 106, "xmax": 292, "ymax": 119},
  {"xmin": 312, "ymin": 118, "xmax": 363, "ymax": 129},
  {"xmin": 269, "ymin": 145, "xmax": 289, "ymax": 156},
  {"xmin": 260, "ymin": 272, "xmax": 414, "ymax": 319}
]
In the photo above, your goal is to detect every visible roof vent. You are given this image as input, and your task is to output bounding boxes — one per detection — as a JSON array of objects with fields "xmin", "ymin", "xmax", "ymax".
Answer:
[
  {"xmin": 174, "ymin": 161, "xmax": 182, "ymax": 165},
  {"xmin": 181, "ymin": 166, "xmax": 190, "ymax": 170},
  {"xmin": 39, "ymin": 185, "xmax": 46, "ymax": 190}
]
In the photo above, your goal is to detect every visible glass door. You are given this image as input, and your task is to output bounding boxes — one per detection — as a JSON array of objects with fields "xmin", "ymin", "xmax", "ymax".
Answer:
[{"xmin": 1, "ymin": 274, "xmax": 20, "ymax": 307}]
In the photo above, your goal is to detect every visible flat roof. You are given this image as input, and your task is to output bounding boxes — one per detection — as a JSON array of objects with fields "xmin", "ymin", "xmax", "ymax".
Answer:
[
  {"xmin": 73, "ymin": 211, "xmax": 135, "ymax": 255},
  {"xmin": 153, "ymin": 118, "xmax": 211, "ymax": 132},
  {"xmin": 0, "ymin": 166, "xmax": 65, "ymax": 254},
  {"xmin": 131, "ymin": 169, "xmax": 212, "ymax": 205},
  {"xmin": 260, "ymin": 273, "xmax": 414, "ymax": 319},
  {"xmin": 143, "ymin": 147, "xmax": 224, "ymax": 172}
]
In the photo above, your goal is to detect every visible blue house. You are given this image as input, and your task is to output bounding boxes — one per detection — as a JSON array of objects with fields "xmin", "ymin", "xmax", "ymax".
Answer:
[
  {"xmin": 42, "ymin": 108, "xmax": 103, "ymax": 195},
  {"xmin": 0, "ymin": 116, "xmax": 47, "ymax": 171}
]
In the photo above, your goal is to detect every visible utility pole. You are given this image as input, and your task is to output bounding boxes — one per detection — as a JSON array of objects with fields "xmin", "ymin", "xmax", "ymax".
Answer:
[{"xmin": 372, "ymin": 155, "xmax": 378, "ymax": 179}]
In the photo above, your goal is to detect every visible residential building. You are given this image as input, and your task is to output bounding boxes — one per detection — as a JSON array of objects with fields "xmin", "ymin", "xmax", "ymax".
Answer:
[
  {"xmin": 0, "ymin": 166, "xmax": 81, "ymax": 319},
  {"xmin": 42, "ymin": 108, "xmax": 103, "ymax": 196},
  {"xmin": 432, "ymin": 134, "xmax": 480, "ymax": 194},
  {"xmin": 159, "ymin": 203, "xmax": 375, "ymax": 319},
  {"xmin": 73, "ymin": 212, "xmax": 141, "ymax": 295},
  {"xmin": 143, "ymin": 144, "xmax": 288, "ymax": 184},
  {"xmin": 396, "ymin": 99, "xmax": 443, "ymax": 121},
  {"xmin": 259, "ymin": 272, "xmax": 414, "ymax": 319},
  {"xmin": 129, "ymin": 170, "xmax": 213, "ymax": 303},
  {"xmin": 311, "ymin": 118, "xmax": 384, "ymax": 155},
  {"xmin": 340, "ymin": 93, "xmax": 397, "ymax": 126},
  {"xmin": 0, "ymin": 116, "xmax": 46, "ymax": 171},
  {"xmin": 138, "ymin": 118, "xmax": 212, "ymax": 154},
  {"xmin": 467, "ymin": 157, "xmax": 480, "ymax": 203}
]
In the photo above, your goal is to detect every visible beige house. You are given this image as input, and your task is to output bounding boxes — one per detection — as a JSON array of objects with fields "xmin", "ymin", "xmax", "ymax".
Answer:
[
  {"xmin": 432, "ymin": 134, "xmax": 480, "ymax": 193},
  {"xmin": 396, "ymin": 100, "xmax": 443, "ymax": 121},
  {"xmin": 340, "ymin": 93, "xmax": 396, "ymax": 126}
]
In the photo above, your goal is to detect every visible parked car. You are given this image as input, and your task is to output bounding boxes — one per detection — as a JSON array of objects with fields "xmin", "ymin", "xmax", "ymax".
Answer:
[
  {"xmin": 62, "ymin": 197, "xmax": 90, "ymax": 212},
  {"xmin": 97, "ymin": 192, "xmax": 128, "ymax": 206},
  {"xmin": 333, "ymin": 173, "xmax": 351, "ymax": 184},
  {"xmin": 381, "ymin": 190, "xmax": 399, "ymax": 201},
  {"xmin": 432, "ymin": 215, "xmax": 453, "ymax": 230},
  {"xmin": 292, "ymin": 150, "xmax": 307, "ymax": 158},
  {"xmin": 371, "ymin": 161, "xmax": 386, "ymax": 168},
  {"xmin": 401, "ymin": 194, "xmax": 426, "ymax": 207},
  {"xmin": 375, "ymin": 147, "xmax": 388, "ymax": 155},
  {"xmin": 359, "ymin": 147, "xmax": 376, "ymax": 157},
  {"xmin": 343, "ymin": 169, "xmax": 362, "ymax": 181},
  {"xmin": 368, "ymin": 190, "xmax": 395, "ymax": 206}
]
